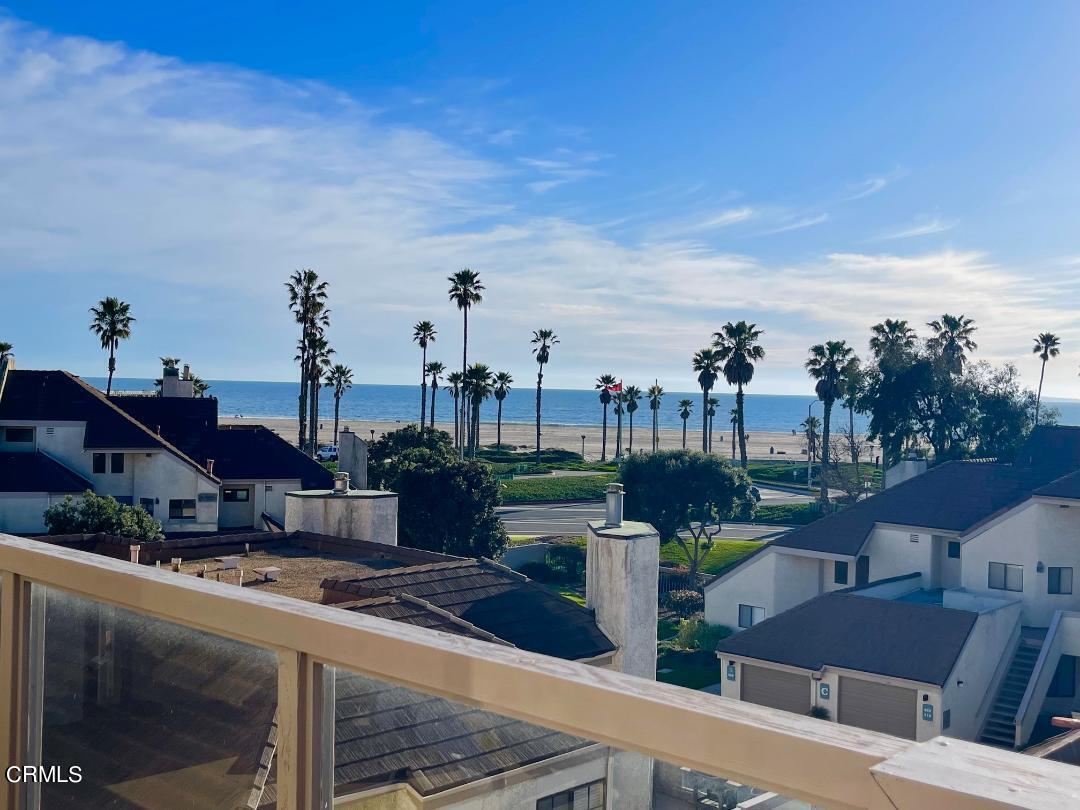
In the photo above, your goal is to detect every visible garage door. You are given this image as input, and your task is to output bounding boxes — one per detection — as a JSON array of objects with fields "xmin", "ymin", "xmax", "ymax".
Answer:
[
  {"xmin": 838, "ymin": 676, "xmax": 916, "ymax": 739},
  {"xmin": 741, "ymin": 665, "xmax": 810, "ymax": 715}
]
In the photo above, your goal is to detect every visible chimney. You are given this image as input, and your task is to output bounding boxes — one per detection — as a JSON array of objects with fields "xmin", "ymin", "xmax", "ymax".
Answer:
[
  {"xmin": 333, "ymin": 471, "xmax": 350, "ymax": 495},
  {"xmin": 337, "ymin": 431, "xmax": 369, "ymax": 490},
  {"xmin": 182, "ymin": 363, "xmax": 191, "ymax": 380},
  {"xmin": 206, "ymin": 458, "xmax": 215, "ymax": 476},
  {"xmin": 129, "ymin": 544, "xmax": 141, "ymax": 565},
  {"xmin": 605, "ymin": 483, "xmax": 624, "ymax": 527}
]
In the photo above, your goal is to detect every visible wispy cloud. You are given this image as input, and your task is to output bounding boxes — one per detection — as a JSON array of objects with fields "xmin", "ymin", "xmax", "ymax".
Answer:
[
  {"xmin": 877, "ymin": 217, "xmax": 955, "ymax": 240},
  {"xmin": 645, "ymin": 207, "xmax": 755, "ymax": 240},
  {"xmin": 753, "ymin": 213, "xmax": 828, "ymax": 237},
  {"xmin": 843, "ymin": 168, "xmax": 908, "ymax": 201}
]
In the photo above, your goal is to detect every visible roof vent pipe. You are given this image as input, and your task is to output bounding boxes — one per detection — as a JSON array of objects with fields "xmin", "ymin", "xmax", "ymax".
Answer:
[
  {"xmin": 333, "ymin": 471, "xmax": 350, "ymax": 495},
  {"xmin": 605, "ymin": 483, "xmax": 624, "ymax": 528}
]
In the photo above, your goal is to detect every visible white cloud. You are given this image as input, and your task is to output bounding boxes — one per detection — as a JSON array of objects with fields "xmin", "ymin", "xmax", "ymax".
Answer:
[
  {"xmin": 753, "ymin": 213, "xmax": 828, "ymax": 237},
  {"xmin": 877, "ymin": 217, "xmax": 955, "ymax": 240},
  {"xmin": 842, "ymin": 168, "xmax": 908, "ymax": 201},
  {"xmin": 645, "ymin": 207, "xmax": 755, "ymax": 240}
]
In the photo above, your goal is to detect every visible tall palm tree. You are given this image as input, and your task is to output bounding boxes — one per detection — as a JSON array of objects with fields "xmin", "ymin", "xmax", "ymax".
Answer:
[
  {"xmin": 841, "ymin": 358, "xmax": 863, "ymax": 463},
  {"xmin": 926, "ymin": 314, "xmax": 977, "ymax": 375},
  {"xmin": 595, "ymin": 374, "xmax": 617, "ymax": 461},
  {"xmin": 868, "ymin": 319, "xmax": 916, "ymax": 364},
  {"xmin": 677, "ymin": 399, "xmax": 693, "ymax": 449},
  {"xmin": 286, "ymin": 269, "xmax": 330, "ymax": 453},
  {"xmin": 0, "ymin": 341, "xmax": 12, "ymax": 362},
  {"xmin": 448, "ymin": 269, "xmax": 484, "ymax": 457},
  {"xmin": 446, "ymin": 371, "xmax": 464, "ymax": 447},
  {"xmin": 324, "ymin": 364, "xmax": 354, "ymax": 445},
  {"xmin": 493, "ymin": 371, "xmax": 513, "ymax": 447},
  {"xmin": 1033, "ymin": 332, "xmax": 1061, "ymax": 425},
  {"xmin": 88, "ymin": 297, "xmax": 136, "ymax": 396},
  {"xmin": 802, "ymin": 415, "xmax": 821, "ymax": 463},
  {"xmin": 465, "ymin": 363, "xmax": 494, "ymax": 456},
  {"xmin": 729, "ymin": 408, "xmax": 739, "ymax": 460},
  {"xmin": 692, "ymin": 348, "xmax": 721, "ymax": 453},
  {"xmin": 614, "ymin": 390, "xmax": 625, "ymax": 459},
  {"xmin": 412, "ymin": 321, "xmax": 437, "ymax": 432},
  {"xmin": 190, "ymin": 376, "xmax": 210, "ymax": 398},
  {"xmin": 806, "ymin": 340, "xmax": 856, "ymax": 504},
  {"xmin": 531, "ymin": 329, "xmax": 559, "ymax": 464},
  {"xmin": 624, "ymin": 385, "xmax": 642, "ymax": 454},
  {"xmin": 707, "ymin": 397, "xmax": 719, "ymax": 453},
  {"xmin": 307, "ymin": 334, "xmax": 334, "ymax": 453},
  {"xmin": 426, "ymin": 361, "xmax": 446, "ymax": 430},
  {"xmin": 647, "ymin": 382, "xmax": 664, "ymax": 452},
  {"xmin": 714, "ymin": 321, "xmax": 765, "ymax": 469}
]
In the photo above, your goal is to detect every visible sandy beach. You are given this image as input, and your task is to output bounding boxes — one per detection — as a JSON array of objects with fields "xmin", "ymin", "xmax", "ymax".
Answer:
[{"xmin": 221, "ymin": 415, "xmax": 868, "ymax": 463}]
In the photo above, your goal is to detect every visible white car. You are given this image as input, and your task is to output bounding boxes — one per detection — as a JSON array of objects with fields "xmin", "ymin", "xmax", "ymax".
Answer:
[{"xmin": 316, "ymin": 445, "xmax": 338, "ymax": 462}]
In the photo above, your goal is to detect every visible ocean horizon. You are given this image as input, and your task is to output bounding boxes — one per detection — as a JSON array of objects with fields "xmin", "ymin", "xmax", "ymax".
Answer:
[{"xmin": 87, "ymin": 377, "xmax": 1080, "ymax": 433}]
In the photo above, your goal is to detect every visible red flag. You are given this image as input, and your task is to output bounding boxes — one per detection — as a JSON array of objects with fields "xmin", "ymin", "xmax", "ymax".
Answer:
[{"xmin": 606, "ymin": 382, "xmax": 623, "ymax": 393}]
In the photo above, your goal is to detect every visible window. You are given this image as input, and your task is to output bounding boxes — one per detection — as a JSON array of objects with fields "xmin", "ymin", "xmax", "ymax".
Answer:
[
  {"xmin": 833, "ymin": 560, "xmax": 849, "ymax": 585},
  {"xmin": 222, "ymin": 488, "xmax": 250, "ymax": 502},
  {"xmin": 4, "ymin": 427, "xmax": 33, "ymax": 443},
  {"xmin": 1049, "ymin": 656, "xmax": 1077, "ymax": 698},
  {"xmin": 947, "ymin": 541, "xmax": 961, "ymax": 559},
  {"xmin": 168, "ymin": 499, "xmax": 197, "ymax": 521},
  {"xmin": 536, "ymin": 779, "xmax": 604, "ymax": 810},
  {"xmin": 111, "ymin": 453, "xmax": 125, "ymax": 474},
  {"xmin": 988, "ymin": 562, "xmax": 1023, "ymax": 592},
  {"xmin": 1049, "ymin": 567, "xmax": 1073, "ymax": 595},
  {"xmin": 139, "ymin": 498, "xmax": 155, "ymax": 516},
  {"xmin": 738, "ymin": 604, "xmax": 765, "ymax": 629},
  {"xmin": 92, "ymin": 453, "xmax": 106, "ymax": 474}
]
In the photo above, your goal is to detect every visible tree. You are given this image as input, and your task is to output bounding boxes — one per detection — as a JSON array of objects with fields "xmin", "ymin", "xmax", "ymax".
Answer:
[
  {"xmin": 446, "ymin": 371, "xmax": 464, "ymax": 448},
  {"xmin": 286, "ymin": 269, "xmax": 330, "ymax": 453},
  {"xmin": 596, "ymin": 374, "xmax": 617, "ymax": 461},
  {"xmin": 869, "ymin": 319, "xmax": 916, "ymax": 365},
  {"xmin": 707, "ymin": 397, "xmax": 718, "ymax": 453},
  {"xmin": 840, "ymin": 358, "xmax": 864, "ymax": 464},
  {"xmin": 426, "ymin": 361, "xmax": 446, "ymax": 431},
  {"xmin": 324, "ymin": 363, "xmax": 354, "ymax": 444},
  {"xmin": 160, "ymin": 356, "xmax": 180, "ymax": 369},
  {"xmin": 1032, "ymin": 332, "xmax": 1061, "ymax": 425},
  {"xmin": 368, "ymin": 427, "xmax": 507, "ymax": 558},
  {"xmin": 464, "ymin": 363, "xmax": 493, "ymax": 456},
  {"xmin": 806, "ymin": 340, "xmax": 856, "ymax": 505},
  {"xmin": 692, "ymin": 347, "xmax": 721, "ymax": 453},
  {"xmin": 190, "ymin": 376, "xmax": 210, "ymax": 397},
  {"xmin": 306, "ymin": 333, "xmax": 334, "ymax": 453},
  {"xmin": 801, "ymin": 415, "xmax": 821, "ymax": 464},
  {"xmin": 0, "ymin": 341, "xmax": 12, "ymax": 362},
  {"xmin": 89, "ymin": 297, "xmax": 136, "ymax": 396},
  {"xmin": 614, "ymin": 390, "xmax": 625, "ymax": 459},
  {"xmin": 448, "ymin": 268, "xmax": 484, "ymax": 457},
  {"xmin": 44, "ymin": 491, "xmax": 162, "ymax": 541},
  {"xmin": 714, "ymin": 321, "xmax": 765, "ymax": 469},
  {"xmin": 647, "ymin": 382, "xmax": 664, "ymax": 452},
  {"xmin": 413, "ymin": 320, "xmax": 437, "ymax": 432},
  {"xmin": 729, "ymin": 408, "xmax": 738, "ymax": 460},
  {"xmin": 677, "ymin": 399, "xmax": 693, "ymax": 449},
  {"xmin": 927, "ymin": 314, "xmax": 977, "ymax": 375},
  {"xmin": 531, "ymin": 329, "xmax": 559, "ymax": 464},
  {"xmin": 619, "ymin": 451, "xmax": 755, "ymax": 581},
  {"xmin": 493, "ymin": 371, "xmax": 513, "ymax": 447},
  {"xmin": 624, "ymin": 384, "xmax": 642, "ymax": 454}
]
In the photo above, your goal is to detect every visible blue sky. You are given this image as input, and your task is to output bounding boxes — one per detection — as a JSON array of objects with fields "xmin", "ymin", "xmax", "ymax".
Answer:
[{"xmin": 3, "ymin": 2, "xmax": 1080, "ymax": 395}]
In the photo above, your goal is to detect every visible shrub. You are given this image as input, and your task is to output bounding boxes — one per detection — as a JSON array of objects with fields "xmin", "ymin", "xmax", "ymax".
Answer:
[
  {"xmin": 664, "ymin": 589, "xmax": 704, "ymax": 617},
  {"xmin": 807, "ymin": 705, "xmax": 831, "ymax": 720},
  {"xmin": 546, "ymin": 544, "xmax": 586, "ymax": 583},
  {"xmin": 519, "ymin": 561, "xmax": 557, "ymax": 583},
  {"xmin": 675, "ymin": 617, "xmax": 732, "ymax": 651},
  {"xmin": 43, "ymin": 491, "xmax": 163, "ymax": 541}
]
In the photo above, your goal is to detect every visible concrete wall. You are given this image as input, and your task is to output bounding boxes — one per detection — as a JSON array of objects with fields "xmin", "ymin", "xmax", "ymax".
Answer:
[
  {"xmin": 0, "ymin": 492, "xmax": 72, "ymax": 533},
  {"xmin": 338, "ymin": 429, "xmax": 368, "ymax": 490},
  {"xmin": 863, "ymin": 527, "xmax": 935, "ymax": 585},
  {"xmin": 704, "ymin": 550, "xmax": 777, "ymax": 628},
  {"xmin": 217, "ymin": 479, "xmax": 300, "ymax": 527},
  {"xmin": 885, "ymin": 459, "xmax": 927, "ymax": 489},
  {"xmin": 285, "ymin": 490, "xmax": 398, "ymax": 545},
  {"xmin": 499, "ymin": 542, "xmax": 551, "ymax": 571}
]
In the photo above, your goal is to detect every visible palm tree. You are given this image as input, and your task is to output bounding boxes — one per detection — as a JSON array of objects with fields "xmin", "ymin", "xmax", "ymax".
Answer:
[
  {"xmin": 307, "ymin": 333, "xmax": 334, "ymax": 453},
  {"xmin": 596, "ymin": 374, "xmax": 617, "ymax": 461},
  {"xmin": 324, "ymin": 364, "xmax": 354, "ymax": 444},
  {"xmin": 692, "ymin": 348, "xmax": 721, "ymax": 452},
  {"xmin": 841, "ymin": 358, "xmax": 863, "ymax": 463},
  {"xmin": 446, "ymin": 370, "xmax": 464, "ymax": 447},
  {"xmin": 614, "ymin": 390, "xmax": 625, "ymax": 459},
  {"xmin": 465, "ymin": 363, "xmax": 494, "ymax": 456},
  {"xmin": 493, "ymin": 371, "xmax": 513, "ymax": 447},
  {"xmin": 707, "ymin": 397, "xmax": 719, "ymax": 453},
  {"xmin": 448, "ymin": 269, "xmax": 484, "ymax": 457},
  {"xmin": 624, "ymin": 385, "xmax": 642, "ymax": 454},
  {"xmin": 802, "ymin": 415, "xmax": 821, "ymax": 463},
  {"xmin": 806, "ymin": 340, "xmax": 856, "ymax": 504},
  {"xmin": 714, "ymin": 321, "xmax": 765, "ymax": 469},
  {"xmin": 531, "ymin": 329, "xmax": 559, "ymax": 464},
  {"xmin": 677, "ymin": 399, "xmax": 693, "ymax": 449},
  {"xmin": 0, "ymin": 342, "xmax": 12, "ymax": 362},
  {"xmin": 869, "ymin": 319, "xmax": 916, "ymax": 364},
  {"xmin": 286, "ymin": 269, "xmax": 330, "ymax": 453},
  {"xmin": 426, "ymin": 361, "xmax": 446, "ymax": 430},
  {"xmin": 1033, "ymin": 332, "xmax": 1061, "ymax": 425},
  {"xmin": 647, "ymin": 382, "xmax": 664, "ymax": 452},
  {"xmin": 190, "ymin": 376, "xmax": 211, "ymax": 398},
  {"xmin": 88, "ymin": 297, "xmax": 136, "ymax": 396},
  {"xmin": 730, "ymin": 408, "xmax": 739, "ymax": 460},
  {"xmin": 926, "ymin": 314, "xmax": 977, "ymax": 375},
  {"xmin": 412, "ymin": 321, "xmax": 437, "ymax": 432},
  {"xmin": 160, "ymin": 356, "xmax": 181, "ymax": 369}
]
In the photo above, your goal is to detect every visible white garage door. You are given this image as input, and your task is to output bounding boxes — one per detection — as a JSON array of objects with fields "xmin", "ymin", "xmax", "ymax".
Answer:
[
  {"xmin": 838, "ymin": 676, "xmax": 916, "ymax": 739},
  {"xmin": 741, "ymin": 665, "xmax": 811, "ymax": 715}
]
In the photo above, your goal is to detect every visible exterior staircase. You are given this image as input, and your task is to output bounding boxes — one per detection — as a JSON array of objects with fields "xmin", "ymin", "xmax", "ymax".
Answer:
[{"xmin": 978, "ymin": 638, "xmax": 1043, "ymax": 748}]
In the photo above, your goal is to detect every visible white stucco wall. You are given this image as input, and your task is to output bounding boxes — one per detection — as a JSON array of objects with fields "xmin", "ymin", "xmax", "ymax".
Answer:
[
  {"xmin": 285, "ymin": 490, "xmax": 398, "ymax": 544},
  {"xmin": 862, "ymin": 527, "xmax": 935, "ymax": 584},
  {"xmin": 704, "ymin": 549, "xmax": 777, "ymax": 628},
  {"xmin": 0, "ymin": 492, "xmax": 73, "ymax": 533}
]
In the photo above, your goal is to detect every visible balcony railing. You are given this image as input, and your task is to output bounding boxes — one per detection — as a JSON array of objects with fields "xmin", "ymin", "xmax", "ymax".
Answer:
[{"xmin": 0, "ymin": 533, "xmax": 1077, "ymax": 809}]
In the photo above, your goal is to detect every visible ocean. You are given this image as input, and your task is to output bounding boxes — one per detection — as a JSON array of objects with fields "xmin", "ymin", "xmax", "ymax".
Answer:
[{"xmin": 88, "ymin": 377, "xmax": 1080, "ymax": 433}]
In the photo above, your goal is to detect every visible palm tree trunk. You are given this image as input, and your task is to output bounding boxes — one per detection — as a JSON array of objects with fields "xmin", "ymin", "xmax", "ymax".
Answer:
[
  {"xmin": 701, "ymin": 390, "xmax": 708, "ymax": 452},
  {"xmin": 429, "ymin": 387, "xmax": 437, "ymax": 431},
  {"xmin": 820, "ymin": 401, "xmax": 832, "ymax": 505},
  {"xmin": 1036, "ymin": 359, "xmax": 1047, "ymax": 425},
  {"xmin": 297, "ymin": 342, "xmax": 308, "ymax": 451},
  {"xmin": 460, "ymin": 309, "xmax": 468, "ymax": 458},
  {"xmin": 334, "ymin": 395, "xmax": 341, "ymax": 445},
  {"xmin": 628, "ymin": 412, "xmax": 634, "ymax": 454},
  {"xmin": 849, "ymin": 404, "xmax": 856, "ymax": 463},
  {"xmin": 497, "ymin": 399, "xmax": 503, "ymax": 446},
  {"xmin": 708, "ymin": 412, "xmax": 713, "ymax": 453},
  {"xmin": 106, "ymin": 345, "xmax": 116, "ymax": 396},
  {"xmin": 601, "ymin": 404, "xmax": 609, "ymax": 461},
  {"xmin": 535, "ymin": 367, "xmax": 543, "ymax": 465},
  {"xmin": 681, "ymin": 417, "xmax": 687, "ymax": 449},
  {"xmin": 616, "ymin": 410, "xmax": 623, "ymax": 458},
  {"xmin": 420, "ymin": 347, "xmax": 428, "ymax": 433},
  {"xmin": 731, "ymin": 420, "xmax": 736, "ymax": 460},
  {"xmin": 452, "ymin": 394, "xmax": 459, "ymax": 446},
  {"xmin": 472, "ymin": 400, "xmax": 480, "ymax": 457},
  {"xmin": 309, "ymin": 357, "xmax": 319, "ymax": 455},
  {"xmin": 736, "ymin": 384, "xmax": 748, "ymax": 468}
]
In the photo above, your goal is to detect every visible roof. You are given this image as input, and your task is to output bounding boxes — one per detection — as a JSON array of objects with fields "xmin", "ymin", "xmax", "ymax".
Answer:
[
  {"xmin": 322, "ymin": 559, "xmax": 617, "ymax": 661},
  {"xmin": 715, "ymin": 592, "xmax": 977, "ymax": 686},
  {"xmin": 336, "ymin": 595, "xmax": 508, "ymax": 643},
  {"xmin": 1033, "ymin": 469, "xmax": 1080, "ymax": 500},
  {"xmin": 0, "ymin": 370, "xmax": 217, "ymax": 481},
  {"xmin": 0, "ymin": 452, "xmax": 91, "ymax": 493}
]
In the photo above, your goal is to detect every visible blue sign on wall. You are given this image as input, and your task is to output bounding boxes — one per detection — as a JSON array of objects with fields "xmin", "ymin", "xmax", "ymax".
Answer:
[
  {"xmin": 922, "ymin": 703, "xmax": 934, "ymax": 722},
  {"xmin": 726, "ymin": 663, "xmax": 736, "ymax": 681},
  {"xmin": 819, "ymin": 683, "xmax": 830, "ymax": 700}
]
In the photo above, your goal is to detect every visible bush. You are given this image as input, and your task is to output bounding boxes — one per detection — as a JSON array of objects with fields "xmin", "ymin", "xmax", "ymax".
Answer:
[
  {"xmin": 807, "ymin": 705, "xmax": 831, "ymax": 720},
  {"xmin": 519, "ymin": 561, "xmax": 557, "ymax": 583},
  {"xmin": 664, "ymin": 589, "xmax": 704, "ymax": 617},
  {"xmin": 546, "ymin": 544, "xmax": 586, "ymax": 583},
  {"xmin": 675, "ymin": 617, "xmax": 732, "ymax": 651},
  {"xmin": 43, "ymin": 491, "xmax": 163, "ymax": 541}
]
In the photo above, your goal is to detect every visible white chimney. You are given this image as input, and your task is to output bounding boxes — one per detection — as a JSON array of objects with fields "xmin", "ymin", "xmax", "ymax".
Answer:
[
  {"xmin": 284, "ymin": 488, "xmax": 398, "ymax": 545},
  {"xmin": 605, "ymin": 483, "xmax": 624, "ymax": 527},
  {"xmin": 333, "ymin": 471, "xmax": 350, "ymax": 494}
]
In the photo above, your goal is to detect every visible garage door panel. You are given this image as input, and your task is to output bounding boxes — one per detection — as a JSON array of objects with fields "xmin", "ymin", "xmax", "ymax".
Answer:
[
  {"xmin": 838, "ymin": 676, "xmax": 916, "ymax": 739},
  {"xmin": 741, "ymin": 665, "xmax": 810, "ymax": 715}
]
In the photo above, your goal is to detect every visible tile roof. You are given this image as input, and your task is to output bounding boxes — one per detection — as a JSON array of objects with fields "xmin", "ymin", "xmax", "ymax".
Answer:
[
  {"xmin": 716, "ymin": 592, "xmax": 977, "ymax": 686},
  {"xmin": 0, "ymin": 451, "xmax": 91, "ymax": 493},
  {"xmin": 322, "ymin": 559, "xmax": 616, "ymax": 661},
  {"xmin": 335, "ymin": 595, "xmax": 509, "ymax": 644}
]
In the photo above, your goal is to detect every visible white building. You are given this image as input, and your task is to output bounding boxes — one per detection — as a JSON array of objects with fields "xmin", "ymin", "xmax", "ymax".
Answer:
[
  {"xmin": 707, "ymin": 426, "xmax": 1080, "ymax": 750},
  {"xmin": 0, "ymin": 359, "xmax": 332, "ymax": 534}
]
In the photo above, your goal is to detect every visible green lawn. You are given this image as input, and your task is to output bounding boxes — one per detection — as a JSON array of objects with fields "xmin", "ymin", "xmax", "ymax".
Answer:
[
  {"xmin": 660, "ymin": 539, "xmax": 762, "ymax": 575},
  {"xmin": 749, "ymin": 461, "xmax": 882, "ymax": 490},
  {"xmin": 656, "ymin": 648, "xmax": 720, "ymax": 690},
  {"xmin": 752, "ymin": 502, "xmax": 822, "ymax": 526},
  {"xmin": 500, "ymin": 474, "xmax": 615, "ymax": 503}
]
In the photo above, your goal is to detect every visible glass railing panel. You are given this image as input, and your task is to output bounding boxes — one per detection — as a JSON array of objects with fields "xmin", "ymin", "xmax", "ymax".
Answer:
[{"xmin": 30, "ymin": 585, "xmax": 278, "ymax": 809}]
